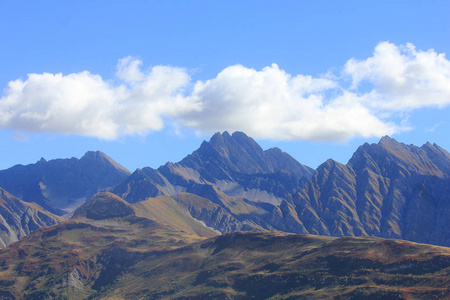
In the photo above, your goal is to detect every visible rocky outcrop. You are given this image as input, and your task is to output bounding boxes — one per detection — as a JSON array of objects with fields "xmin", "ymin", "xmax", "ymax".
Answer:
[{"xmin": 157, "ymin": 131, "xmax": 314, "ymax": 204}]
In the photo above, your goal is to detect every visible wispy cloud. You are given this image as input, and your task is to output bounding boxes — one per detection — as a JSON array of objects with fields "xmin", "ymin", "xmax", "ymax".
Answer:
[
  {"xmin": 12, "ymin": 132, "xmax": 29, "ymax": 142},
  {"xmin": 425, "ymin": 122, "xmax": 443, "ymax": 132},
  {"xmin": 1, "ymin": 42, "xmax": 449, "ymax": 141}
]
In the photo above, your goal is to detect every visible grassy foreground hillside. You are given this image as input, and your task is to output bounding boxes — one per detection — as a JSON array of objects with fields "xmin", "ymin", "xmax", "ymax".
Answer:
[
  {"xmin": 94, "ymin": 232, "xmax": 450, "ymax": 299},
  {"xmin": 1, "ymin": 229, "xmax": 449, "ymax": 299},
  {"xmin": 0, "ymin": 193, "xmax": 449, "ymax": 299}
]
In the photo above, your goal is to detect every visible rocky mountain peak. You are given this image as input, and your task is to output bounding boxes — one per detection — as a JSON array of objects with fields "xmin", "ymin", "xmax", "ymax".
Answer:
[
  {"xmin": 38, "ymin": 157, "xmax": 47, "ymax": 164},
  {"xmin": 186, "ymin": 131, "xmax": 269, "ymax": 175},
  {"xmin": 379, "ymin": 135, "xmax": 396, "ymax": 145},
  {"xmin": 210, "ymin": 131, "xmax": 231, "ymax": 143},
  {"xmin": 208, "ymin": 131, "xmax": 261, "ymax": 151},
  {"xmin": 81, "ymin": 151, "xmax": 130, "ymax": 174},
  {"xmin": 180, "ymin": 132, "xmax": 314, "ymax": 178},
  {"xmin": 350, "ymin": 136, "xmax": 450, "ymax": 178},
  {"xmin": 81, "ymin": 150, "xmax": 109, "ymax": 162},
  {"xmin": 377, "ymin": 136, "xmax": 410, "ymax": 156}
]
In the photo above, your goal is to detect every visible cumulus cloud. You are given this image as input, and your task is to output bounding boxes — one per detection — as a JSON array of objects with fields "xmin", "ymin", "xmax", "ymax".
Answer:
[
  {"xmin": 344, "ymin": 42, "xmax": 450, "ymax": 110},
  {"xmin": 0, "ymin": 59, "xmax": 198, "ymax": 139},
  {"xmin": 182, "ymin": 64, "xmax": 395, "ymax": 141},
  {"xmin": 1, "ymin": 42, "xmax": 449, "ymax": 141}
]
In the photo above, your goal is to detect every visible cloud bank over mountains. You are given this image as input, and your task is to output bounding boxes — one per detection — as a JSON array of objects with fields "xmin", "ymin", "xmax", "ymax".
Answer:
[{"xmin": 1, "ymin": 42, "xmax": 449, "ymax": 141}]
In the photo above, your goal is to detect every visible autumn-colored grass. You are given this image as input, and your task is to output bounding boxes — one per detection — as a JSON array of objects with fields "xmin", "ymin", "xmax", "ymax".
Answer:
[{"xmin": 0, "ymin": 194, "xmax": 449, "ymax": 299}]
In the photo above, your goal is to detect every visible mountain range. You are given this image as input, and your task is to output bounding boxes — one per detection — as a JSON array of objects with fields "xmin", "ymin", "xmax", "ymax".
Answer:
[
  {"xmin": 0, "ymin": 131, "xmax": 449, "ymax": 298},
  {"xmin": 0, "ymin": 151, "xmax": 130, "ymax": 216},
  {"xmin": 112, "ymin": 132, "xmax": 450, "ymax": 247},
  {"xmin": 1, "ymin": 132, "xmax": 450, "ymax": 248}
]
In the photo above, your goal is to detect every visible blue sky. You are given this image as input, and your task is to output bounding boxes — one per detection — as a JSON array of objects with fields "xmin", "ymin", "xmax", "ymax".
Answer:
[{"xmin": 1, "ymin": 1, "xmax": 449, "ymax": 171}]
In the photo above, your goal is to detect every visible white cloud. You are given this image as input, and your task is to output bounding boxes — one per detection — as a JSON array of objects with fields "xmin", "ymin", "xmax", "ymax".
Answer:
[
  {"xmin": 0, "ymin": 60, "xmax": 198, "ymax": 139},
  {"xmin": 181, "ymin": 64, "xmax": 396, "ymax": 141},
  {"xmin": 116, "ymin": 56, "xmax": 145, "ymax": 82},
  {"xmin": 344, "ymin": 42, "xmax": 450, "ymax": 110},
  {"xmin": 1, "ymin": 42, "xmax": 449, "ymax": 141}
]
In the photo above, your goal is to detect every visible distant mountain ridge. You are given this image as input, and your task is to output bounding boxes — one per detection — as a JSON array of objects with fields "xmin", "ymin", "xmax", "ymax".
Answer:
[
  {"xmin": 109, "ymin": 132, "xmax": 450, "ymax": 247},
  {"xmin": 288, "ymin": 136, "xmax": 450, "ymax": 246},
  {"xmin": 1, "ymin": 132, "xmax": 450, "ymax": 248},
  {"xmin": 0, "ymin": 151, "xmax": 131, "ymax": 215}
]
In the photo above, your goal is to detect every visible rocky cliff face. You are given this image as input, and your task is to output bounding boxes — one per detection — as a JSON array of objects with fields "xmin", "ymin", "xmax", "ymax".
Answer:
[
  {"xmin": 0, "ymin": 187, "xmax": 62, "ymax": 248},
  {"xmin": 0, "ymin": 151, "xmax": 131, "ymax": 215},
  {"xmin": 285, "ymin": 136, "xmax": 450, "ymax": 246}
]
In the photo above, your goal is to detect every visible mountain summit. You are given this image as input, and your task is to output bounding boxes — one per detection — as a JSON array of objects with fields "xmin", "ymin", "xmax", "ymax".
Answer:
[
  {"xmin": 112, "ymin": 132, "xmax": 313, "ymax": 207},
  {"xmin": 181, "ymin": 131, "xmax": 313, "ymax": 178},
  {"xmin": 0, "ymin": 151, "xmax": 131, "ymax": 215}
]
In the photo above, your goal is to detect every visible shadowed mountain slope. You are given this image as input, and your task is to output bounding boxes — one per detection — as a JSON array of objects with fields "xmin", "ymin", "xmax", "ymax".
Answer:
[
  {"xmin": 0, "ymin": 151, "xmax": 131, "ymax": 215},
  {"xmin": 288, "ymin": 137, "xmax": 450, "ymax": 246},
  {"xmin": 110, "ymin": 167, "xmax": 174, "ymax": 204},
  {"xmin": 0, "ymin": 187, "xmax": 62, "ymax": 248}
]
